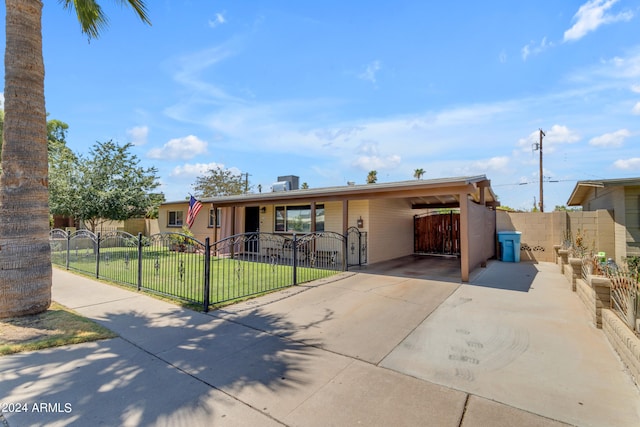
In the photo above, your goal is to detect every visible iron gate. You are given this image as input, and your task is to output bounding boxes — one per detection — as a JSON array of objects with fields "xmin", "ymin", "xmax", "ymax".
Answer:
[{"xmin": 346, "ymin": 226, "xmax": 367, "ymax": 267}]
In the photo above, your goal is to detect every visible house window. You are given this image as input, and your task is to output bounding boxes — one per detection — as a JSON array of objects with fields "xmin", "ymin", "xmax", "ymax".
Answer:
[
  {"xmin": 208, "ymin": 208, "xmax": 221, "ymax": 228},
  {"xmin": 275, "ymin": 205, "xmax": 324, "ymax": 232},
  {"xmin": 168, "ymin": 211, "xmax": 183, "ymax": 227}
]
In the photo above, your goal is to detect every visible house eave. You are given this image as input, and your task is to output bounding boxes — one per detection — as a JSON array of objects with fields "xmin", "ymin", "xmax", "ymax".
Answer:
[{"xmin": 182, "ymin": 175, "xmax": 496, "ymax": 208}]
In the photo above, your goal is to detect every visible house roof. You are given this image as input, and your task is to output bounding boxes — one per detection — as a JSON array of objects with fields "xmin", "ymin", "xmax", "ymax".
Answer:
[
  {"xmin": 164, "ymin": 175, "xmax": 498, "ymax": 209},
  {"xmin": 567, "ymin": 177, "xmax": 640, "ymax": 206}
]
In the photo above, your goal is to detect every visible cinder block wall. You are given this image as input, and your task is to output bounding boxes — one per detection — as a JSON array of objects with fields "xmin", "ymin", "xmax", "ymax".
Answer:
[{"xmin": 496, "ymin": 210, "xmax": 615, "ymax": 262}]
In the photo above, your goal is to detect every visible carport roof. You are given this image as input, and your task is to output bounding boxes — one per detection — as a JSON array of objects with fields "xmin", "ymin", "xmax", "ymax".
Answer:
[{"xmin": 166, "ymin": 175, "xmax": 498, "ymax": 208}]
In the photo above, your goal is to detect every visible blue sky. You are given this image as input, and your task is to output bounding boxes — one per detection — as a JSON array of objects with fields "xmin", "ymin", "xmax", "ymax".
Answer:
[{"xmin": 2, "ymin": 0, "xmax": 640, "ymax": 210}]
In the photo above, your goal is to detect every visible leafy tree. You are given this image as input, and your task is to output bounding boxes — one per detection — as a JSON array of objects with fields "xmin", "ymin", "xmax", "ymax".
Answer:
[
  {"xmin": 413, "ymin": 168, "xmax": 425, "ymax": 180},
  {"xmin": 301, "ymin": 182, "xmax": 309, "ymax": 189},
  {"xmin": 193, "ymin": 167, "xmax": 247, "ymax": 197},
  {"xmin": 366, "ymin": 170, "xmax": 378, "ymax": 184},
  {"xmin": 145, "ymin": 193, "xmax": 166, "ymax": 219},
  {"xmin": 496, "ymin": 205, "xmax": 519, "ymax": 212},
  {"xmin": 0, "ymin": 1, "xmax": 150, "ymax": 318},
  {"xmin": 554, "ymin": 205, "xmax": 581, "ymax": 212},
  {"xmin": 66, "ymin": 141, "xmax": 160, "ymax": 233},
  {"xmin": 47, "ymin": 120, "xmax": 80, "ymax": 222}
]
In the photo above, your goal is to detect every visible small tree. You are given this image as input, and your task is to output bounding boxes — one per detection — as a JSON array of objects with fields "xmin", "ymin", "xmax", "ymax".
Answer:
[
  {"xmin": 413, "ymin": 168, "xmax": 425, "ymax": 180},
  {"xmin": 366, "ymin": 170, "xmax": 378, "ymax": 184},
  {"xmin": 61, "ymin": 140, "xmax": 160, "ymax": 232},
  {"xmin": 193, "ymin": 166, "xmax": 246, "ymax": 197}
]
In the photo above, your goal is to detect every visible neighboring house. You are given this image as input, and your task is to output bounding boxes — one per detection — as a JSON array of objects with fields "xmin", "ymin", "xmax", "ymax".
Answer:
[
  {"xmin": 567, "ymin": 177, "xmax": 640, "ymax": 260},
  {"xmin": 158, "ymin": 175, "xmax": 499, "ymax": 281}
]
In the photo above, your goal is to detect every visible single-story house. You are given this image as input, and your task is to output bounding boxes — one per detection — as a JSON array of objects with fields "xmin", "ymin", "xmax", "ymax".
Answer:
[
  {"xmin": 567, "ymin": 177, "xmax": 640, "ymax": 259},
  {"xmin": 158, "ymin": 175, "xmax": 499, "ymax": 281}
]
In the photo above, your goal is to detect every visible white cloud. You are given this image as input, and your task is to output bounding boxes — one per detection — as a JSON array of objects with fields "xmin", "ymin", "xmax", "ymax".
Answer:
[
  {"xmin": 633, "ymin": 102, "xmax": 640, "ymax": 115},
  {"xmin": 518, "ymin": 125, "xmax": 580, "ymax": 153},
  {"xmin": 546, "ymin": 124, "xmax": 581, "ymax": 143},
  {"xmin": 351, "ymin": 141, "xmax": 401, "ymax": 170},
  {"xmin": 126, "ymin": 125, "xmax": 149, "ymax": 145},
  {"xmin": 614, "ymin": 158, "xmax": 640, "ymax": 170},
  {"xmin": 458, "ymin": 156, "xmax": 511, "ymax": 175},
  {"xmin": 482, "ymin": 156, "xmax": 510, "ymax": 171},
  {"xmin": 208, "ymin": 12, "xmax": 226, "ymax": 28},
  {"xmin": 147, "ymin": 135, "xmax": 208, "ymax": 160},
  {"xmin": 170, "ymin": 162, "xmax": 225, "ymax": 178},
  {"xmin": 589, "ymin": 129, "xmax": 630, "ymax": 147},
  {"xmin": 499, "ymin": 50, "xmax": 507, "ymax": 64},
  {"xmin": 631, "ymin": 84, "xmax": 640, "ymax": 93},
  {"xmin": 521, "ymin": 37, "xmax": 553, "ymax": 61},
  {"xmin": 564, "ymin": 0, "xmax": 633, "ymax": 42},
  {"xmin": 358, "ymin": 60, "xmax": 381, "ymax": 84}
]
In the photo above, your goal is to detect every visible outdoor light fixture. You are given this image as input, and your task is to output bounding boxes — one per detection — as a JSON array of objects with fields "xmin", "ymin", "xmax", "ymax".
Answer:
[
  {"xmin": 260, "ymin": 207, "xmax": 266, "ymax": 213},
  {"xmin": 357, "ymin": 216, "xmax": 364, "ymax": 228}
]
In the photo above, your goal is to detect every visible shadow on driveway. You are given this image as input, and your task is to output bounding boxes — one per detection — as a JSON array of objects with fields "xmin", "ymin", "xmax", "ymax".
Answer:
[{"xmin": 469, "ymin": 260, "xmax": 539, "ymax": 292}]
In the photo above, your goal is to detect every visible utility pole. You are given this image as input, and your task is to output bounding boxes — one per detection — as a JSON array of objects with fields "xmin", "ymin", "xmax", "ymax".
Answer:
[
  {"xmin": 244, "ymin": 172, "xmax": 250, "ymax": 193},
  {"xmin": 533, "ymin": 129, "xmax": 545, "ymax": 212}
]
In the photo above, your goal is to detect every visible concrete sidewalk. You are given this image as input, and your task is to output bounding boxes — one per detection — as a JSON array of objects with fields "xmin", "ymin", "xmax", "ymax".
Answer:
[{"xmin": 1, "ymin": 261, "xmax": 638, "ymax": 426}]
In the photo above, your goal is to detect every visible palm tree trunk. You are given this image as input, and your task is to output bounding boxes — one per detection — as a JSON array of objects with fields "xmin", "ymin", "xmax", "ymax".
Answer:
[{"xmin": 0, "ymin": 0, "xmax": 51, "ymax": 318}]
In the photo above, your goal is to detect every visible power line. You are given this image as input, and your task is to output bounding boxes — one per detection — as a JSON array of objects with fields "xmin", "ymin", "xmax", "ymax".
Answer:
[{"xmin": 492, "ymin": 179, "xmax": 573, "ymax": 187}]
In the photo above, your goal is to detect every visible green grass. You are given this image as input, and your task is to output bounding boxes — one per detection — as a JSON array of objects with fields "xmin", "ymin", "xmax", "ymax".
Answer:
[{"xmin": 51, "ymin": 245, "xmax": 337, "ymax": 306}]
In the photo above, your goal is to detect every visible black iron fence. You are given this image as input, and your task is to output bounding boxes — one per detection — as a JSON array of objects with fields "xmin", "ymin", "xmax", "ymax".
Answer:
[{"xmin": 50, "ymin": 229, "xmax": 365, "ymax": 311}]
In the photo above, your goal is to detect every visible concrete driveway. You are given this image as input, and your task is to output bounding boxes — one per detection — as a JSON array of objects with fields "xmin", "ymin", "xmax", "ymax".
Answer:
[
  {"xmin": 2, "ymin": 260, "xmax": 639, "ymax": 426},
  {"xmin": 210, "ymin": 257, "xmax": 640, "ymax": 426}
]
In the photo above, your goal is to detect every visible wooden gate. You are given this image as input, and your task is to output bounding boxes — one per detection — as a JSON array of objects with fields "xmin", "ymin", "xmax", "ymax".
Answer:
[{"xmin": 414, "ymin": 212, "xmax": 460, "ymax": 255}]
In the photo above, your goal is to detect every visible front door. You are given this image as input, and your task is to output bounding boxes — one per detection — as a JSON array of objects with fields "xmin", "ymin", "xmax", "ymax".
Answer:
[{"xmin": 245, "ymin": 206, "xmax": 260, "ymax": 252}]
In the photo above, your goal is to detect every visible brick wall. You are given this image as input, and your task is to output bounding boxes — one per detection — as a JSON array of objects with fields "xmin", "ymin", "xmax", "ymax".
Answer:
[{"xmin": 497, "ymin": 210, "xmax": 615, "ymax": 262}]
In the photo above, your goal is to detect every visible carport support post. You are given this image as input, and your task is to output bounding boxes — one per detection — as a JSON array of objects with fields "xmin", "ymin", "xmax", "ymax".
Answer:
[
  {"xmin": 342, "ymin": 200, "xmax": 349, "ymax": 235},
  {"xmin": 459, "ymin": 194, "xmax": 470, "ymax": 282}
]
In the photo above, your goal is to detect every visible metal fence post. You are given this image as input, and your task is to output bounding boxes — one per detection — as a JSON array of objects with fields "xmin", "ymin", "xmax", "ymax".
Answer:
[
  {"xmin": 66, "ymin": 230, "xmax": 71, "ymax": 270},
  {"xmin": 358, "ymin": 230, "xmax": 362, "ymax": 267},
  {"xmin": 137, "ymin": 232, "xmax": 143, "ymax": 291},
  {"xmin": 96, "ymin": 232, "xmax": 101, "ymax": 279},
  {"xmin": 343, "ymin": 231, "xmax": 349, "ymax": 271},
  {"xmin": 292, "ymin": 233, "xmax": 298, "ymax": 285},
  {"xmin": 203, "ymin": 237, "xmax": 211, "ymax": 312}
]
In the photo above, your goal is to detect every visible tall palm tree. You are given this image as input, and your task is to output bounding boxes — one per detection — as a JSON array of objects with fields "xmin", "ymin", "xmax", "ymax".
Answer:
[
  {"xmin": 0, "ymin": 0, "xmax": 150, "ymax": 318},
  {"xmin": 366, "ymin": 170, "xmax": 378, "ymax": 184},
  {"xmin": 413, "ymin": 168, "xmax": 425, "ymax": 180}
]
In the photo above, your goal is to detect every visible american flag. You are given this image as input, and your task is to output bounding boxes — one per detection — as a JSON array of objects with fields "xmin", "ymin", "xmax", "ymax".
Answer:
[{"xmin": 186, "ymin": 195, "xmax": 203, "ymax": 228}]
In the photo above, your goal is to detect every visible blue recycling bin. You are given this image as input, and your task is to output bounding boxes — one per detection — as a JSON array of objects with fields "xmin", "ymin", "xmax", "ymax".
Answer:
[{"xmin": 497, "ymin": 231, "xmax": 522, "ymax": 262}]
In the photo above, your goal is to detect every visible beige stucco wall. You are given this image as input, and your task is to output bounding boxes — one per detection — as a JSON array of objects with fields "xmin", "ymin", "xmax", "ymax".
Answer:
[
  {"xmin": 367, "ymin": 198, "xmax": 418, "ymax": 264},
  {"xmin": 467, "ymin": 201, "xmax": 496, "ymax": 270}
]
